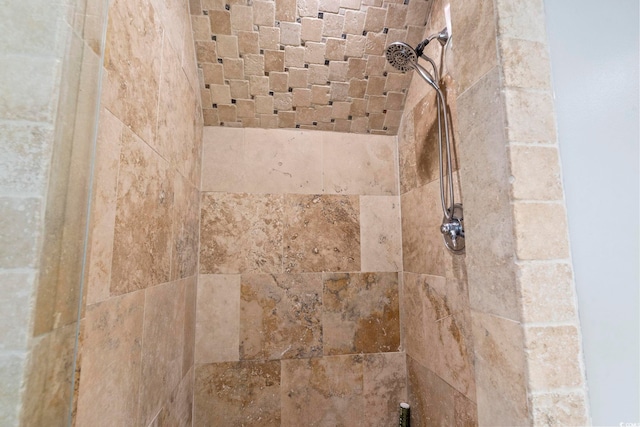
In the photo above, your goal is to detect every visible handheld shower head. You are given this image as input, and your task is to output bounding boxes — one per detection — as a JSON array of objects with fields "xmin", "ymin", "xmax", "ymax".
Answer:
[
  {"xmin": 385, "ymin": 42, "xmax": 418, "ymax": 72},
  {"xmin": 385, "ymin": 41, "xmax": 439, "ymax": 91}
]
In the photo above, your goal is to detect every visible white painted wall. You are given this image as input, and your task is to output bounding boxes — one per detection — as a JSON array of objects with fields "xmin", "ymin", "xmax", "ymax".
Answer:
[{"xmin": 544, "ymin": 0, "xmax": 639, "ymax": 424}]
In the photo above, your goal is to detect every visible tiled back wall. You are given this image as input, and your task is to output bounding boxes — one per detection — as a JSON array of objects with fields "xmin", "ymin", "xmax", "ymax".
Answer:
[
  {"xmin": 195, "ymin": 127, "xmax": 407, "ymax": 425},
  {"xmin": 190, "ymin": 0, "xmax": 432, "ymax": 134}
]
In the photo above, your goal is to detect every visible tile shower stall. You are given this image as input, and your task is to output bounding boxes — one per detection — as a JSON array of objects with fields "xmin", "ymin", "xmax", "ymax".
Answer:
[{"xmin": 3, "ymin": 0, "xmax": 590, "ymax": 425}]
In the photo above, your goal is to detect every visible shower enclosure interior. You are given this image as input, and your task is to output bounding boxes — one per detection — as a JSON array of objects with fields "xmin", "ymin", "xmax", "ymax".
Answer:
[{"xmin": 6, "ymin": 0, "xmax": 590, "ymax": 425}]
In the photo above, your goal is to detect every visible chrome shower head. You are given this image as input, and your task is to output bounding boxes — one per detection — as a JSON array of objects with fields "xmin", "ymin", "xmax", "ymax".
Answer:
[{"xmin": 385, "ymin": 42, "xmax": 418, "ymax": 72}]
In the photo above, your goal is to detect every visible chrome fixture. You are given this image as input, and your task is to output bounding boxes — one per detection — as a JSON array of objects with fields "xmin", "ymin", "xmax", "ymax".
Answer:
[{"xmin": 385, "ymin": 29, "xmax": 464, "ymax": 252}]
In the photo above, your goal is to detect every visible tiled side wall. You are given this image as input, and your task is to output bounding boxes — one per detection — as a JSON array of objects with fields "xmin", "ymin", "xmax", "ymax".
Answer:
[
  {"xmin": 0, "ymin": 0, "xmax": 103, "ymax": 424},
  {"xmin": 195, "ymin": 126, "xmax": 406, "ymax": 426},
  {"xmin": 190, "ymin": 0, "xmax": 433, "ymax": 134},
  {"xmin": 73, "ymin": 0, "xmax": 204, "ymax": 425},
  {"xmin": 452, "ymin": 0, "xmax": 589, "ymax": 424},
  {"xmin": 396, "ymin": 0, "xmax": 477, "ymax": 425}
]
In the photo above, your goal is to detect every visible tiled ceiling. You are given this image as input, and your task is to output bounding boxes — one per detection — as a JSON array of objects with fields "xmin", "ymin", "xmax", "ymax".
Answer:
[{"xmin": 191, "ymin": 0, "xmax": 432, "ymax": 134}]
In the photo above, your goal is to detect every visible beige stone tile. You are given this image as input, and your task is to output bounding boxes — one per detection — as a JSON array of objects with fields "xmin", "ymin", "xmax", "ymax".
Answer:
[
  {"xmin": 157, "ymin": 39, "xmax": 199, "ymax": 181},
  {"xmin": 325, "ymin": 38, "xmax": 346, "ymax": 61},
  {"xmin": 406, "ymin": 356, "xmax": 454, "ymax": 427},
  {"xmin": 495, "ymin": 0, "xmax": 547, "ymax": 42},
  {"xmin": 518, "ymin": 262, "xmax": 577, "ymax": 323},
  {"xmin": 276, "ymin": 0, "xmax": 296, "ymax": 21},
  {"xmin": 240, "ymin": 273, "xmax": 323, "ymax": 360},
  {"xmin": 504, "ymin": 89, "xmax": 557, "ymax": 143},
  {"xmin": 0, "ymin": 122, "xmax": 53, "ymax": 194},
  {"xmin": 110, "ymin": 128, "xmax": 173, "ymax": 295},
  {"xmin": 322, "ymin": 13, "xmax": 344, "ymax": 38},
  {"xmin": 413, "ymin": 91, "xmax": 443, "ymax": 186},
  {"xmin": 156, "ymin": 366, "xmax": 194, "ymax": 427},
  {"xmin": 151, "ymin": 0, "xmax": 187, "ymax": 60},
  {"xmin": 360, "ymin": 195, "xmax": 402, "ymax": 272},
  {"xmin": 513, "ymin": 202, "xmax": 570, "ymax": 260},
  {"xmin": 103, "ymin": 0, "xmax": 163, "ymax": 145},
  {"xmin": 323, "ymin": 272, "xmax": 400, "ymax": 355},
  {"xmin": 200, "ymin": 126, "xmax": 245, "ymax": 192},
  {"xmin": 171, "ymin": 175, "xmax": 199, "ymax": 280},
  {"xmin": 0, "ymin": 197, "xmax": 41, "ymax": 268},
  {"xmin": 364, "ymin": 7, "xmax": 386, "ymax": 32},
  {"xmin": 75, "ymin": 291, "xmax": 144, "ymax": 426},
  {"xmin": 183, "ymin": 276, "xmax": 197, "ymax": 376},
  {"xmin": 191, "ymin": 16, "xmax": 211, "ymax": 41},
  {"xmin": 454, "ymin": 390, "xmax": 479, "ymax": 426},
  {"xmin": 200, "ymin": 192, "xmax": 284, "ymax": 274},
  {"xmin": 195, "ymin": 275, "xmax": 240, "ymax": 363},
  {"xmin": 283, "ymin": 194, "xmax": 360, "ymax": 273},
  {"xmin": 322, "ymin": 133, "xmax": 398, "ymax": 195},
  {"xmin": 397, "ymin": 107, "xmax": 418, "ymax": 194},
  {"xmin": 253, "ymin": 1, "xmax": 275, "ymax": 26},
  {"xmin": 402, "ymin": 273, "xmax": 475, "ymax": 400},
  {"xmin": 0, "ymin": 55, "xmax": 60, "ymax": 122},
  {"xmin": 531, "ymin": 391, "xmax": 589, "ymax": 426},
  {"xmin": 0, "ymin": 352, "xmax": 27, "ymax": 426},
  {"xmin": 85, "ymin": 110, "xmax": 122, "ymax": 304},
  {"xmin": 195, "ymin": 361, "xmax": 281, "ymax": 426},
  {"xmin": 500, "ymin": 38, "xmax": 552, "ymax": 90},
  {"xmin": 457, "ymin": 67, "xmax": 521, "ymax": 319},
  {"xmin": 243, "ymin": 53, "xmax": 265, "ymax": 76},
  {"xmin": 400, "ymin": 181, "xmax": 444, "ymax": 276},
  {"xmin": 230, "ymin": 4, "xmax": 253, "ymax": 32},
  {"xmin": 471, "ymin": 310, "xmax": 529, "ymax": 426},
  {"xmin": 450, "ymin": 0, "xmax": 498, "ymax": 94},
  {"xmin": 238, "ymin": 30, "xmax": 260, "ymax": 56},
  {"xmin": 209, "ymin": 9, "xmax": 231, "ymax": 34},
  {"xmin": 259, "ymin": 26, "xmax": 280, "ymax": 50},
  {"xmin": 363, "ymin": 353, "xmax": 407, "ymax": 427},
  {"xmin": 281, "ymin": 355, "xmax": 364, "ymax": 426},
  {"xmin": 280, "ymin": 22, "xmax": 301, "ymax": 46},
  {"xmin": 509, "ymin": 145, "xmax": 563, "ymax": 201},
  {"xmin": 525, "ymin": 325, "xmax": 584, "ymax": 390},
  {"xmin": 0, "ymin": 270, "xmax": 35, "ymax": 350},
  {"xmin": 138, "ymin": 280, "xmax": 187, "ymax": 426},
  {"xmin": 243, "ymin": 128, "xmax": 324, "ymax": 194}
]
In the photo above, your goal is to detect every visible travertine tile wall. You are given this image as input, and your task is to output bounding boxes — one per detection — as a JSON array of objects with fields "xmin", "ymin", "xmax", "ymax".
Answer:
[
  {"xmin": 396, "ymin": 0, "xmax": 477, "ymax": 425},
  {"xmin": 451, "ymin": 0, "xmax": 589, "ymax": 424},
  {"xmin": 190, "ymin": 0, "xmax": 432, "ymax": 134},
  {"xmin": 73, "ymin": 0, "xmax": 204, "ymax": 425},
  {"xmin": 196, "ymin": 126, "xmax": 406, "ymax": 425},
  {"xmin": 0, "ymin": 0, "xmax": 104, "ymax": 424}
]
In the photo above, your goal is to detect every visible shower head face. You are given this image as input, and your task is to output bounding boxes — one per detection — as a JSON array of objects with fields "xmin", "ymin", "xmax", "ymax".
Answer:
[{"xmin": 385, "ymin": 42, "xmax": 418, "ymax": 72}]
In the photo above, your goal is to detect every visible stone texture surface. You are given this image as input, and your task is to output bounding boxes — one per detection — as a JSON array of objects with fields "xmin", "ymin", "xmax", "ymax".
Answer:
[
  {"xmin": 525, "ymin": 325, "xmax": 584, "ymax": 391},
  {"xmin": 194, "ymin": 0, "xmax": 430, "ymax": 133},
  {"xmin": 407, "ymin": 356, "xmax": 478, "ymax": 427},
  {"xmin": 513, "ymin": 202, "xmax": 570, "ymax": 260},
  {"xmin": 359, "ymin": 195, "xmax": 402, "ymax": 272},
  {"xmin": 281, "ymin": 355, "xmax": 364, "ymax": 426},
  {"xmin": 200, "ymin": 192, "xmax": 284, "ymax": 274},
  {"xmin": 195, "ymin": 275, "xmax": 241, "ymax": 363},
  {"xmin": 110, "ymin": 127, "xmax": 174, "ymax": 295},
  {"xmin": 322, "ymin": 132, "xmax": 398, "ymax": 195},
  {"xmin": 323, "ymin": 272, "xmax": 400, "ymax": 355},
  {"xmin": 75, "ymin": 292, "xmax": 145, "ymax": 426},
  {"xmin": 102, "ymin": 0, "xmax": 163, "ymax": 144},
  {"xmin": 363, "ymin": 353, "xmax": 408, "ymax": 427},
  {"xmin": 283, "ymin": 194, "xmax": 360, "ymax": 273},
  {"xmin": 530, "ymin": 391, "xmax": 589, "ymax": 426},
  {"xmin": 194, "ymin": 360, "xmax": 281, "ymax": 426},
  {"xmin": 138, "ymin": 280, "xmax": 187, "ymax": 426},
  {"xmin": 240, "ymin": 273, "xmax": 323, "ymax": 360},
  {"xmin": 471, "ymin": 311, "xmax": 529, "ymax": 426},
  {"xmin": 402, "ymin": 273, "xmax": 475, "ymax": 400}
]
